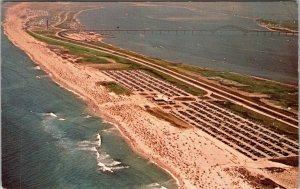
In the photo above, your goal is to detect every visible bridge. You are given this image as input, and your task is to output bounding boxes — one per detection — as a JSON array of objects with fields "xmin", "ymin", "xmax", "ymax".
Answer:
[{"xmin": 70, "ymin": 25, "xmax": 298, "ymax": 37}]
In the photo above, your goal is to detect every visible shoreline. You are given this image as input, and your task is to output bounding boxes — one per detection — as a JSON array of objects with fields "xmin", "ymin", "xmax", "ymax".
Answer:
[
  {"xmin": 73, "ymin": 7, "xmax": 103, "ymax": 29},
  {"xmin": 3, "ymin": 3, "xmax": 184, "ymax": 188},
  {"xmin": 4, "ymin": 3, "xmax": 298, "ymax": 189},
  {"xmin": 95, "ymin": 109, "xmax": 182, "ymax": 187},
  {"xmin": 3, "ymin": 15, "xmax": 183, "ymax": 189},
  {"xmin": 256, "ymin": 21, "xmax": 298, "ymax": 33},
  {"xmin": 84, "ymin": 99, "xmax": 183, "ymax": 187},
  {"xmin": 76, "ymin": 7, "xmax": 298, "ymax": 86}
]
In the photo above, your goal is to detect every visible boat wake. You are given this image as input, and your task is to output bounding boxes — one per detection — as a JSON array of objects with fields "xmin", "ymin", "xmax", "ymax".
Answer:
[{"xmin": 77, "ymin": 133, "xmax": 129, "ymax": 173}]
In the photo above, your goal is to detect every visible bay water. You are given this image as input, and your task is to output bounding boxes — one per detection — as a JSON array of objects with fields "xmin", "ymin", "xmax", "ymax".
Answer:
[{"xmin": 79, "ymin": 2, "xmax": 298, "ymax": 84}]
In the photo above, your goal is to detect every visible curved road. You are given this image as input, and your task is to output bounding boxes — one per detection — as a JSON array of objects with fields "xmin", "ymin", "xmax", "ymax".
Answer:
[{"xmin": 30, "ymin": 29, "xmax": 298, "ymax": 128}]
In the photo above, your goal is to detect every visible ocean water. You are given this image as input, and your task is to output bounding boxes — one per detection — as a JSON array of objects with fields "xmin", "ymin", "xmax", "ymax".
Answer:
[
  {"xmin": 1, "ymin": 26, "xmax": 176, "ymax": 189},
  {"xmin": 79, "ymin": 2, "xmax": 298, "ymax": 84}
]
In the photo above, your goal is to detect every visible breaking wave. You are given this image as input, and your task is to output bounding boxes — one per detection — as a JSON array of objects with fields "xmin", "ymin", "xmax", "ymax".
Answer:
[
  {"xmin": 40, "ymin": 112, "xmax": 66, "ymax": 141},
  {"xmin": 84, "ymin": 115, "xmax": 92, "ymax": 118},
  {"xmin": 102, "ymin": 127, "xmax": 117, "ymax": 133},
  {"xmin": 42, "ymin": 112, "xmax": 58, "ymax": 117},
  {"xmin": 36, "ymin": 75, "xmax": 48, "ymax": 79},
  {"xmin": 77, "ymin": 133, "xmax": 129, "ymax": 173},
  {"xmin": 40, "ymin": 112, "xmax": 65, "ymax": 121},
  {"xmin": 33, "ymin": 65, "xmax": 41, "ymax": 70},
  {"xmin": 141, "ymin": 182, "xmax": 168, "ymax": 189},
  {"xmin": 96, "ymin": 152, "xmax": 129, "ymax": 173}
]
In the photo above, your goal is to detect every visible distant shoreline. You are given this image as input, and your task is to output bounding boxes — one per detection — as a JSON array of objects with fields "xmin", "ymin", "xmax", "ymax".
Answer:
[
  {"xmin": 3, "ymin": 3, "xmax": 185, "ymax": 188},
  {"xmin": 4, "ymin": 3, "xmax": 298, "ymax": 189},
  {"xmin": 256, "ymin": 18, "xmax": 298, "ymax": 33},
  {"xmin": 77, "ymin": 7, "xmax": 298, "ymax": 85}
]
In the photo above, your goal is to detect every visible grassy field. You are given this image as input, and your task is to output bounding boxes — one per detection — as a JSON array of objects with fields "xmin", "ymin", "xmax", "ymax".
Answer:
[
  {"xmin": 31, "ymin": 5, "xmax": 297, "ymax": 111},
  {"xmin": 31, "ymin": 29, "xmax": 298, "ymax": 112},
  {"xmin": 28, "ymin": 28, "xmax": 297, "ymax": 140},
  {"xmin": 141, "ymin": 67, "xmax": 206, "ymax": 96},
  {"xmin": 76, "ymin": 56, "xmax": 111, "ymax": 64},
  {"xmin": 213, "ymin": 101, "xmax": 298, "ymax": 141},
  {"xmin": 97, "ymin": 81, "xmax": 131, "ymax": 95},
  {"xmin": 28, "ymin": 31, "xmax": 134, "ymax": 65},
  {"xmin": 28, "ymin": 30, "xmax": 206, "ymax": 96},
  {"xmin": 32, "ymin": 29, "xmax": 60, "ymax": 36},
  {"xmin": 90, "ymin": 38, "xmax": 298, "ymax": 111},
  {"xmin": 175, "ymin": 65, "xmax": 298, "ymax": 111}
]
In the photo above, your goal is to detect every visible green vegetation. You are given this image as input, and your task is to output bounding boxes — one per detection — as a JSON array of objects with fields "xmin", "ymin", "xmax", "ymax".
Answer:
[
  {"xmin": 177, "ymin": 65, "xmax": 298, "ymax": 111},
  {"xmin": 142, "ymin": 67, "xmax": 206, "ymax": 96},
  {"xmin": 29, "ymin": 29, "xmax": 297, "ymax": 108},
  {"xmin": 77, "ymin": 56, "xmax": 111, "ymax": 64},
  {"xmin": 213, "ymin": 101, "xmax": 298, "ymax": 141},
  {"xmin": 31, "ymin": 6, "xmax": 297, "ymax": 111},
  {"xmin": 256, "ymin": 18, "xmax": 298, "ymax": 31},
  {"xmin": 27, "ymin": 31, "xmax": 134, "ymax": 65},
  {"xmin": 97, "ymin": 81, "xmax": 131, "ymax": 95},
  {"xmin": 32, "ymin": 29, "xmax": 60, "ymax": 36},
  {"xmin": 29, "ymin": 30, "xmax": 206, "ymax": 96},
  {"xmin": 109, "ymin": 61, "xmax": 206, "ymax": 96},
  {"xmin": 90, "ymin": 38, "xmax": 298, "ymax": 111}
]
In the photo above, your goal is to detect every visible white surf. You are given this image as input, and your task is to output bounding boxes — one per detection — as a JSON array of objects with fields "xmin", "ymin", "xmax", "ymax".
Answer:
[{"xmin": 77, "ymin": 133, "xmax": 129, "ymax": 173}]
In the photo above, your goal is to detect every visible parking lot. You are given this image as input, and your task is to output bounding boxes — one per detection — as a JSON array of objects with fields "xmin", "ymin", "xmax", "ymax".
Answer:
[
  {"xmin": 102, "ymin": 70, "xmax": 299, "ymax": 160},
  {"xmin": 172, "ymin": 101, "xmax": 298, "ymax": 160},
  {"xmin": 101, "ymin": 70, "xmax": 190, "ymax": 97}
]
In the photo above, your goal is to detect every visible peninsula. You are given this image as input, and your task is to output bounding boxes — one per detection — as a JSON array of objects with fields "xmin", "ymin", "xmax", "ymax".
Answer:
[{"xmin": 3, "ymin": 2, "xmax": 298, "ymax": 189}]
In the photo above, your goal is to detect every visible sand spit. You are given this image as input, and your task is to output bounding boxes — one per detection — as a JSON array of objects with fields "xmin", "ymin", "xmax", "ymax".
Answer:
[
  {"xmin": 3, "ymin": 3, "xmax": 297, "ymax": 189},
  {"xmin": 256, "ymin": 21, "xmax": 298, "ymax": 33}
]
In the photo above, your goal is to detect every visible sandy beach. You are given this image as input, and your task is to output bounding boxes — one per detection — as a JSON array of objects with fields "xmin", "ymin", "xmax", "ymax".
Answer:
[
  {"xmin": 256, "ymin": 21, "xmax": 298, "ymax": 33},
  {"xmin": 3, "ymin": 3, "xmax": 298, "ymax": 189}
]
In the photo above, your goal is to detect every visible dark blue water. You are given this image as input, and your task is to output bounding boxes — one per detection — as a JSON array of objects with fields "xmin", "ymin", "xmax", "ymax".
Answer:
[
  {"xmin": 79, "ymin": 2, "xmax": 298, "ymax": 84},
  {"xmin": 1, "ymin": 26, "xmax": 176, "ymax": 189}
]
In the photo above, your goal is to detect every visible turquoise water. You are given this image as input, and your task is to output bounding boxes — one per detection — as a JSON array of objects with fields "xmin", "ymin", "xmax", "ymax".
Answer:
[
  {"xmin": 79, "ymin": 2, "xmax": 298, "ymax": 84},
  {"xmin": 1, "ymin": 25, "xmax": 176, "ymax": 189}
]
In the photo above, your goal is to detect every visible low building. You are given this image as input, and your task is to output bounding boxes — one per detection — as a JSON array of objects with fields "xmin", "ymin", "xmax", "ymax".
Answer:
[{"xmin": 153, "ymin": 94, "xmax": 174, "ymax": 104}]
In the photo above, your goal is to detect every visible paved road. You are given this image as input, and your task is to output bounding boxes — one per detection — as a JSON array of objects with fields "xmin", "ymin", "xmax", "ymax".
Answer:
[{"xmin": 31, "ymin": 29, "xmax": 298, "ymax": 128}]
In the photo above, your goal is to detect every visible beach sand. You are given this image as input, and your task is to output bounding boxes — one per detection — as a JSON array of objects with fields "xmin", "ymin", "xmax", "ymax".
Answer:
[{"xmin": 3, "ymin": 3, "xmax": 297, "ymax": 189}]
